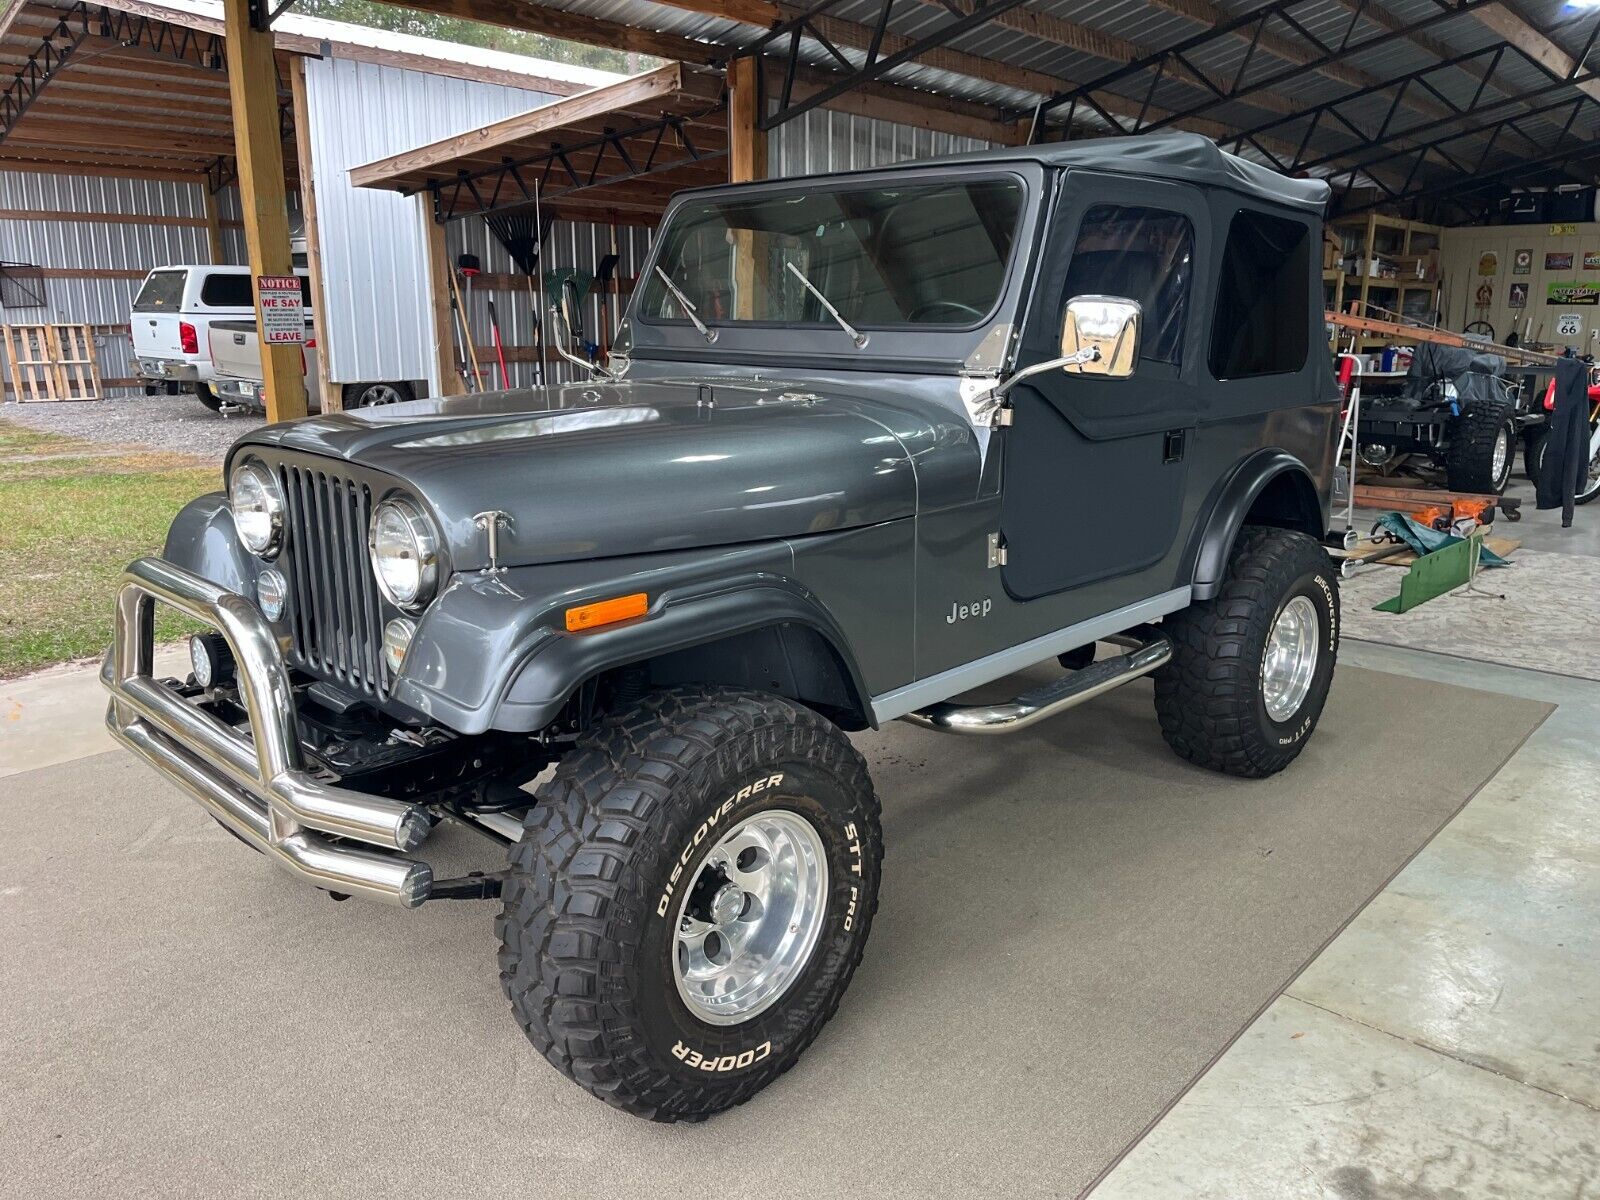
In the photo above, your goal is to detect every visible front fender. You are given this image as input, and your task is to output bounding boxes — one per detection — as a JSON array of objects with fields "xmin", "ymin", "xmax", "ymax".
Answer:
[
  {"xmin": 162, "ymin": 492, "xmax": 254, "ymax": 595},
  {"xmin": 390, "ymin": 541, "xmax": 871, "ymax": 735}
]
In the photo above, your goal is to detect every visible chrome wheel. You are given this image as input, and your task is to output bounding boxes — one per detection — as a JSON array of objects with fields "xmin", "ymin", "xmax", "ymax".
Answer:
[
  {"xmin": 1491, "ymin": 426, "xmax": 1511, "ymax": 489},
  {"xmin": 1262, "ymin": 595, "xmax": 1320, "ymax": 723},
  {"xmin": 673, "ymin": 808, "xmax": 828, "ymax": 1026},
  {"xmin": 357, "ymin": 383, "xmax": 405, "ymax": 407}
]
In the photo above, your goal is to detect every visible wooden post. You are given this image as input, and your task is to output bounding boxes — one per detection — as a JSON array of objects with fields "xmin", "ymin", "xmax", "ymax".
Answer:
[
  {"xmin": 288, "ymin": 56, "xmax": 341, "ymax": 413},
  {"xmin": 423, "ymin": 203, "xmax": 464, "ymax": 396},
  {"xmin": 202, "ymin": 184, "xmax": 225, "ymax": 264},
  {"xmin": 727, "ymin": 55, "xmax": 766, "ymax": 184},
  {"xmin": 221, "ymin": 0, "xmax": 306, "ymax": 422},
  {"xmin": 727, "ymin": 56, "xmax": 766, "ymax": 320}
]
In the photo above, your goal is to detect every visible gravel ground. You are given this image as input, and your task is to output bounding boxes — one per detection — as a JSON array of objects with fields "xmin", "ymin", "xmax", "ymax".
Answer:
[{"xmin": 0, "ymin": 394, "xmax": 263, "ymax": 464}]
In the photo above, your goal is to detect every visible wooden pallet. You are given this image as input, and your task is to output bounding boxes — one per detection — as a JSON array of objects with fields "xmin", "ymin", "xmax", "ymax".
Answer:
[{"xmin": 2, "ymin": 324, "xmax": 103, "ymax": 401}]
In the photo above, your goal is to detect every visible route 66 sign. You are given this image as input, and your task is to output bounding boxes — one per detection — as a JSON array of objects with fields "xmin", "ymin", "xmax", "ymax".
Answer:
[{"xmin": 1556, "ymin": 313, "xmax": 1583, "ymax": 338}]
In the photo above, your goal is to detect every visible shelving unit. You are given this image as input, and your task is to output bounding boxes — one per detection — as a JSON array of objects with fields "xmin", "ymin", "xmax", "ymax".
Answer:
[{"xmin": 1330, "ymin": 214, "xmax": 1442, "ymax": 352}]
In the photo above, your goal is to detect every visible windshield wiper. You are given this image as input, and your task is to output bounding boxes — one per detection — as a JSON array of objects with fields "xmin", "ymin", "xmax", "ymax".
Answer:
[
  {"xmin": 784, "ymin": 261, "xmax": 867, "ymax": 348},
  {"xmin": 653, "ymin": 266, "xmax": 716, "ymax": 343}
]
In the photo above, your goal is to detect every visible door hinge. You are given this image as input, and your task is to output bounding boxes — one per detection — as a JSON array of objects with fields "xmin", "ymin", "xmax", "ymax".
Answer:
[
  {"xmin": 1163, "ymin": 429, "xmax": 1187, "ymax": 464},
  {"xmin": 987, "ymin": 532, "xmax": 1008, "ymax": 568},
  {"xmin": 992, "ymin": 405, "xmax": 1013, "ymax": 428}
]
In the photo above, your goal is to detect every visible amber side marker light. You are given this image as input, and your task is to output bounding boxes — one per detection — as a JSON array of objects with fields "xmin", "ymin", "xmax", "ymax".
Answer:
[{"xmin": 565, "ymin": 592, "xmax": 649, "ymax": 633}]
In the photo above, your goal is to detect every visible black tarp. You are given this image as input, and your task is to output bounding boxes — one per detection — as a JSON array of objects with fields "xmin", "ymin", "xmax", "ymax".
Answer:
[{"xmin": 1400, "ymin": 342, "xmax": 1507, "ymax": 411}]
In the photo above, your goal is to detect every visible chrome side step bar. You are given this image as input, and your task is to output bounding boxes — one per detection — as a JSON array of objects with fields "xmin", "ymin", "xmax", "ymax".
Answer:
[{"xmin": 901, "ymin": 625, "xmax": 1172, "ymax": 735}]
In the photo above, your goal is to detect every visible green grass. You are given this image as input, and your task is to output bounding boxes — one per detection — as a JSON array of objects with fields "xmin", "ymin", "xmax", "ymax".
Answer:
[{"xmin": 0, "ymin": 419, "xmax": 219, "ymax": 676}]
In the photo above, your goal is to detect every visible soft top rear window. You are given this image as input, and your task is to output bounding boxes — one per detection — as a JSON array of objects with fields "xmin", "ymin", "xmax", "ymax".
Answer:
[{"xmin": 132, "ymin": 270, "xmax": 187, "ymax": 312}]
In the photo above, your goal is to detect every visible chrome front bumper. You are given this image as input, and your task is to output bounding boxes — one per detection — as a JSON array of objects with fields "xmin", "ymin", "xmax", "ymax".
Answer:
[{"xmin": 102, "ymin": 557, "xmax": 435, "ymax": 906}]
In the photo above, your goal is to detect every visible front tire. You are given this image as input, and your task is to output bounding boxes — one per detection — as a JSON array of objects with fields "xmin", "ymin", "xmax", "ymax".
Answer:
[
  {"xmin": 497, "ymin": 686, "xmax": 882, "ymax": 1122},
  {"xmin": 1155, "ymin": 526, "xmax": 1339, "ymax": 779}
]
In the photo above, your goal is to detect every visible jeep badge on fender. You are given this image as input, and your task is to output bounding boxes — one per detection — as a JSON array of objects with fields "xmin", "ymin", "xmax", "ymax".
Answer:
[{"xmin": 104, "ymin": 132, "xmax": 1341, "ymax": 1123}]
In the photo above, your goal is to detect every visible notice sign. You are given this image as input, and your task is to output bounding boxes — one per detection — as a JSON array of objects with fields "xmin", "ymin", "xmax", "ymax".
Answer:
[{"xmin": 257, "ymin": 275, "xmax": 304, "ymax": 344}]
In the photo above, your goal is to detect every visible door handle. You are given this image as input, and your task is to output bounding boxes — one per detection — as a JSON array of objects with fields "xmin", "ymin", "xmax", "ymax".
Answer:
[{"xmin": 1163, "ymin": 430, "xmax": 1187, "ymax": 464}]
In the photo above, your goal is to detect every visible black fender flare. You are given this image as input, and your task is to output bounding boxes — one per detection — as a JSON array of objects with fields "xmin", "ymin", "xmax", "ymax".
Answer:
[
  {"xmin": 491, "ymin": 578, "xmax": 875, "ymax": 732},
  {"xmin": 1185, "ymin": 450, "xmax": 1324, "ymax": 601}
]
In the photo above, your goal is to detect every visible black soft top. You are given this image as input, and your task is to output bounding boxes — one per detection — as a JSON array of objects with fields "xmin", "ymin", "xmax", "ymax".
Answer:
[{"xmin": 891, "ymin": 132, "xmax": 1328, "ymax": 216}]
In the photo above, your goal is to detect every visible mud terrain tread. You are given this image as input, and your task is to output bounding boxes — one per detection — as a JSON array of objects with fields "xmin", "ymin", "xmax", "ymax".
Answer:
[
  {"xmin": 495, "ymin": 686, "xmax": 880, "ymax": 1122},
  {"xmin": 1154, "ymin": 526, "xmax": 1337, "ymax": 779},
  {"xmin": 1445, "ymin": 396, "xmax": 1516, "ymax": 495}
]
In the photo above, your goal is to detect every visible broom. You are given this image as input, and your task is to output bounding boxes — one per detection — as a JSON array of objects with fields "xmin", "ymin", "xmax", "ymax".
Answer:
[{"xmin": 484, "ymin": 207, "xmax": 553, "ymax": 386}]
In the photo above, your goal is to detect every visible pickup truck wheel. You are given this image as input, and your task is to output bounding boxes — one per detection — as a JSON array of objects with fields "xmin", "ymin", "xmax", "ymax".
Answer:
[
  {"xmin": 496, "ymin": 686, "xmax": 882, "ymax": 1122},
  {"xmin": 195, "ymin": 384, "xmax": 223, "ymax": 412},
  {"xmin": 1154, "ymin": 526, "xmax": 1339, "ymax": 779},
  {"xmin": 1444, "ymin": 399, "xmax": 1517, "ymax": 494},
  {"xmin": 345, "ymin": 381, "xmax": 414, "ymax": 408}
]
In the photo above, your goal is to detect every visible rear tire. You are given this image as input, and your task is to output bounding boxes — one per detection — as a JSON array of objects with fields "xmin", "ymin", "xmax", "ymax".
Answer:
[
  {"xmin": 497, "ymin": 686, "xmax": 882, "ymax": 1122},
  {"xmin": 1154, "ymin": 527, "xmax": 1339, "ymax": 779},
  {"xmin": 1445, "ymin": 398, "xmax": 1516, "ymax": 494},
  {"xmin": 195, "ymin": 384, "xmax": 224, "ymax": 412}
]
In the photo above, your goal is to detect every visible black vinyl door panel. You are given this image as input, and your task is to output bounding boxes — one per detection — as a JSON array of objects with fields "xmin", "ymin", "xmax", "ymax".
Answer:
[
  {"xmin": 1001, "ymin": 171, "xmax": 1209, "ymax": 600},
  {"xmin": 1000, "ymin": 391, "xmax": 1186, "ymax": 599}
]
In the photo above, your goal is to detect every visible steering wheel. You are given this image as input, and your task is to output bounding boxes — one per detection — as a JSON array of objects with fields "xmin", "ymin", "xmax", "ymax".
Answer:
[{"xmin": 909, "ymin": 299, "xmax": 985, "ymax": 322}]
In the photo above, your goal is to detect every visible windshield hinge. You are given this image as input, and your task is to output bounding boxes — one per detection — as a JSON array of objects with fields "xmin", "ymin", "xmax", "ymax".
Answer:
[
  {"xmin": 987, "ymin": 532, "xmax": 1007, "ymax": 569},
  {"xmin": 992, "ymin": 404, "xmax": 1013, "ymax": 428}
]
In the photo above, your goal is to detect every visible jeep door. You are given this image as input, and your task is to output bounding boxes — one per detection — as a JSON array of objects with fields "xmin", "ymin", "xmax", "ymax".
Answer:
[{"xmin": 999, "ymin": 172, "xmax": 1211, "ymax": 603}]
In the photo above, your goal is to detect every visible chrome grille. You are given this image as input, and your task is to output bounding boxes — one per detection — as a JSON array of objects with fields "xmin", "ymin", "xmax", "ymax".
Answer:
[{"xmin": 277, "ymin": 463, "xmax": 388, "ymax": 698}]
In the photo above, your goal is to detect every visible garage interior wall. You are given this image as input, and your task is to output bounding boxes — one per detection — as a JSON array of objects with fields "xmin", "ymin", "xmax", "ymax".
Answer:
[
  {"xmin": 302, "ymin": 54, "xmax": 557, "ymax": 391},
  {"xmin": 1439, "ymin": 221, "xmax": 1600, "ymax": 355}
]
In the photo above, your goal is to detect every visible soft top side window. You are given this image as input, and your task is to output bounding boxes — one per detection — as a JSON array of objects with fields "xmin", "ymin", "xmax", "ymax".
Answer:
[
  {"xmin": 1061, "ymin": 205, "xmax": 1194, "ymax": 367},
  {"xmin": 1209, "ymin": 209, "xmax": 1310, "ymax": 380}
]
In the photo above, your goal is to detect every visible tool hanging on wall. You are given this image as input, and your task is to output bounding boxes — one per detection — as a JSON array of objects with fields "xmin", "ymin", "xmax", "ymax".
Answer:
[
  {"xmin": 487, "ymin": 298, "xmax": 510, "ymax": 390},
  {"xmin": 444, "ymin": 277, "xmax": 474, "ymax": 392},
  {"xmin": 482, "ymin": 207, "xmax": 553, "ymax": 386},
  {"xmin": 446, "ymin": 263, "xmax": 484, "ymax": 391}
]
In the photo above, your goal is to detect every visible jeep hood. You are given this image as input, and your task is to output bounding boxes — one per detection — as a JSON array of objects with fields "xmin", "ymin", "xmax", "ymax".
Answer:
[{"xmin": 232, "ymin": 378, "xmax": 928, "ymax": 570}]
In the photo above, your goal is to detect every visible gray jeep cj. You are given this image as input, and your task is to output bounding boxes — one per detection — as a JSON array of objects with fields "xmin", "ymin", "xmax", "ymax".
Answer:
[{"xmin": 105, "ymin": 132, "xmax": 1342, "ymax": 1122}]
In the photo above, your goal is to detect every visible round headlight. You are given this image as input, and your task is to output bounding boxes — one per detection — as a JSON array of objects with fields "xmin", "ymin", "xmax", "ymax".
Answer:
[
  {"xmin": 368, "ymin": 496, "xmax": 439, "ymax": 609},
  {"xmin": 229, "ymin": 460, "xmax": 283, "ymax": 557}
]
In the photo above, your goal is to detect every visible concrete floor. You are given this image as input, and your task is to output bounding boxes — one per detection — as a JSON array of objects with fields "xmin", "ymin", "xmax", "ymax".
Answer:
[
  {"xmin": 3, "ymin": 501, "xmax": 1598, "ymax": 1195},
  {"xmin": 1093, "ymin": 642, "xmax": 1600, "ymax": 1198}
]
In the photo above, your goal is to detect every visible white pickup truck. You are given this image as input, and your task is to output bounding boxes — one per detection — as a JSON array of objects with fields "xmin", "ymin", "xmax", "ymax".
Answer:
[
  {"xmin": 207, "ymin": 318, "xmax": 319, "ymax": 414},
  {"xmin": 130, "ymin": 265, "xmax": 311, "ymax": 410}
]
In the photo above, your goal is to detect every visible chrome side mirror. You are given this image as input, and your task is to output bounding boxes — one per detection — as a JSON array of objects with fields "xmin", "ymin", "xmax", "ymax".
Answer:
[{"xmin": 1060, "ymin": 295, "xmax": 1141, "ymax": 379}]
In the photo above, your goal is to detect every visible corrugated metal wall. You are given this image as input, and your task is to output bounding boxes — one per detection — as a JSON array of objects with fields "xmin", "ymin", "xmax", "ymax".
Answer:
[
  {"xmin": 0, "ymin": 170, "xmax": 223, "ymax": 395},
  {"xmin": 769, "ymin": 107, "xmax": 994, "ymax": 175},
  {"xmin": 302, "ymin": 55, "xmax": 557, "ymax": 388}
]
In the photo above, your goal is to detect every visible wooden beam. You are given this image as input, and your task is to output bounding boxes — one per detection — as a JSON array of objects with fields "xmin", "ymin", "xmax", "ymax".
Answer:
[
  {"xmin": 0, "ymin": 207, "xmax": 208, "ymax": 227},
  {"xmin": 727, "ymin": 55, "xmax": 765, "ymax": 182},
  {"xmin": 289, "ymin": 57, "xmax": 340, "ymax": 414},
  {"xmin": 1471, "ymin": 3, "xmax": 1600, "ymax": 106},
  {"xmin": 422, "ymin": 202, "xmax": 465, "ymax": 396},
  {"xmin": 0, "ymin": 152, "xmax": 210, "ymax": 181},
  {"xmin": 222, "ymin": 0, "xmax": 305, "ymax": 422},
  {"xmin": 350, "ymin": 63, "xmax": 705, "ymax": 188},
  {"xmin": 203, "ymin": 185, "xmax": 226, "ymax": 263}
]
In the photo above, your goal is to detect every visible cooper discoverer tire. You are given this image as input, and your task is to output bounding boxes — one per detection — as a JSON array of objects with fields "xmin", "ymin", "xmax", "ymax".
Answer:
[
  {"xmin": 1154, "ymin": 526, "xmax": 1339, "ymax": 779},
  {"xmin": 496, "ymin": 686, "xmax": 882, "ymax": 1122},
  {"xmin": 1444, "ymin": 398, "xmax": 1516, "ymax": 494}
]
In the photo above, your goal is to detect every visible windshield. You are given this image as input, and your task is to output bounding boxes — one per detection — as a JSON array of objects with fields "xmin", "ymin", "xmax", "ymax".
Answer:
[{"xmin": 640, "ymin": 177, "xmax": 1025, "ymax": 332}]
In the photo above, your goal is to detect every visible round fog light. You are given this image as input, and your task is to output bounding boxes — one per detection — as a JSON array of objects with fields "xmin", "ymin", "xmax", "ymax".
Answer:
[
  {"xmin": 189, "ymin": 633, "xmax": 233, "ymax": 689},
  {"xmin": 257, "ymin": 569, "xmax": 287, "ymax": 621},
  {"xmin": 383, "ymin": 617, "xmax": 417, "ymax": 674}
]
